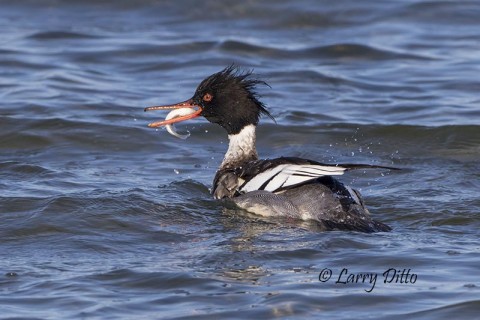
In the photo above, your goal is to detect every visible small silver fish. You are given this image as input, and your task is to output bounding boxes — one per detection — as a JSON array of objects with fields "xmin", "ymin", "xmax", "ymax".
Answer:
[{"xmin": 164, "ymin": 108, "xmax": 196, "ymax": 139}]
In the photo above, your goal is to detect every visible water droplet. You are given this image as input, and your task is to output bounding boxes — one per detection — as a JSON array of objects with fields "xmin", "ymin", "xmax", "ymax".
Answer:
[
  {"xmin": 205, "ymin": 129, "xmax": 209, "ymax": 133},
  {"xmin": 173, "ymin": 169, "xmax": 180, "ymax": 174},
  {"xmin": 351, "ymin": 151, "xmax": 355, "ymax": 156},
  {"xmin": 133, "ymin": 118, "xmax": 137, "ymax": 121}
]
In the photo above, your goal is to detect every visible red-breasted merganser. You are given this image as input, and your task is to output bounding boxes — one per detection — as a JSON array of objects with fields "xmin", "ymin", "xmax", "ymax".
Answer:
[{"xmin": 145, "ymin": 65, "xmax": 396, "ymax": 232}]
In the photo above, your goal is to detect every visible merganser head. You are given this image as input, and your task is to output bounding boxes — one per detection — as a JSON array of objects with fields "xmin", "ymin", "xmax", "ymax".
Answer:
[{"xmin": 144, "ymin": 65, "xmax": 274, "ymax": 135}]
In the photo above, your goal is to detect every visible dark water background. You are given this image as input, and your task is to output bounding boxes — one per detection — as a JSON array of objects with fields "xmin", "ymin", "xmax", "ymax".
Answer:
[{"xmin": 1, "ymin": 0, "xmax": 479, "ymax": 319}]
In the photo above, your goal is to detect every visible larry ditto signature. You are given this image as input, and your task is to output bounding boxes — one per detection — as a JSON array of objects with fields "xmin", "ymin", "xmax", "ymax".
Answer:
[{"xmin": 318, "ymin": 268, "xmax": 417, "ymax": 292}]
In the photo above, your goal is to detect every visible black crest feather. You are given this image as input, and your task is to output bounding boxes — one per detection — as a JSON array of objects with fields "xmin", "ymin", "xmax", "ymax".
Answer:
[{"xmin": 198, "ymin": 64, "xmax": 276, "ymax": 123}]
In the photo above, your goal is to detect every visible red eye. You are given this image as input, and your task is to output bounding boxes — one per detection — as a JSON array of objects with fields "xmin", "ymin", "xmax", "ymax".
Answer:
[{"xmin": 203, "ymin": 93, "xmax": 213, "ymax": 102}]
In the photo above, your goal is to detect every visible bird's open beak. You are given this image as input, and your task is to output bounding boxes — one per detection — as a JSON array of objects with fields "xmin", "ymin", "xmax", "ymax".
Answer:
[{"xmin": 144, "ymin": 99, "xmax": 203, "ymax": 128}]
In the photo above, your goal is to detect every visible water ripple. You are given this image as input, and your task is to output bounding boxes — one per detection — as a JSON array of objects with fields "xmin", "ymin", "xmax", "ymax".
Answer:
[
  {"xmin": 26, "ymin": 31, "xmax": 101, "ymax": 40},
  {"xmin": 1, "ymin": 0, "xmax": 479, "ymax": 318},
  {"xmin": 218, "ymin": 40, "xmax": 432, "ymax": 61}
]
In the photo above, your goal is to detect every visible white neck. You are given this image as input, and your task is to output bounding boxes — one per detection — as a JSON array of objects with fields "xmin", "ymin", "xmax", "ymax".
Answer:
[{"xmin": 220, "ymin": 124, "xmax": 258, "ymax": 169}]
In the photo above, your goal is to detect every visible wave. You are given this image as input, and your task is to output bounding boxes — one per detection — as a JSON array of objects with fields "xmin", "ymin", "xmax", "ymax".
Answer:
[
  {"xmin": 218, "ymin": 40, "xmax": 433, "ymax": 61},
  {"xmin": 26, "ymin": 31, "xmax": 101, "ymax": 40}
]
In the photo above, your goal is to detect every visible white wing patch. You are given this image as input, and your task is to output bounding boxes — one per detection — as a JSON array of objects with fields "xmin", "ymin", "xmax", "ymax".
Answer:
[
  {"xmin": 240, "ymin": 164, "xmax": 289, "ymax": 192},
  {"xmin": 241, "ymin": 164, "xmax": 347, "ymax": 193}
]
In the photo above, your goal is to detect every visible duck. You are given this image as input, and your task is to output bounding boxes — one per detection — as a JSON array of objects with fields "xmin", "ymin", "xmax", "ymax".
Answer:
[{"xmin": 145, "ymin": 65, "xmax": 396, "ymax": 232}]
